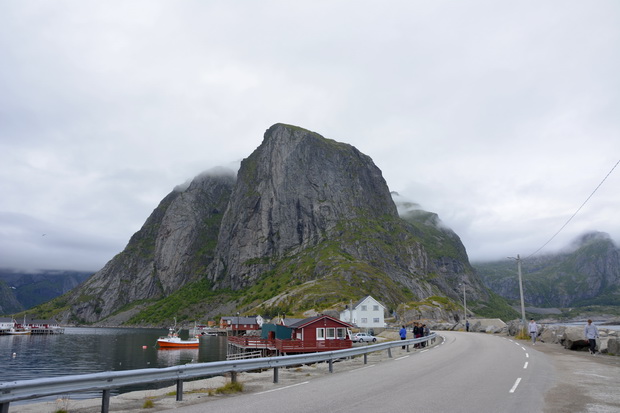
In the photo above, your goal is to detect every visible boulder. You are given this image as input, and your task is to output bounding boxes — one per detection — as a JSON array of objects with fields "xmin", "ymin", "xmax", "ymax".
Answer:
[
  {"xmin": 561, "ymin": 326, "xmax": 589, "ymax": 350},
  {"xmin": 608, "ymin": 338, "xmax": 620, "ymax": 355},
  {"xmin": 539, "ymin": 325, "xmax": 565, "ymax": 344}
]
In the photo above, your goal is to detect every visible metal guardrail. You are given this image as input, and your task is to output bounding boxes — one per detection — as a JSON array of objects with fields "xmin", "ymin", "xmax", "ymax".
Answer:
[{"xmin": 0, "ymin": 333, "xmax": 436, "ymax": 413}]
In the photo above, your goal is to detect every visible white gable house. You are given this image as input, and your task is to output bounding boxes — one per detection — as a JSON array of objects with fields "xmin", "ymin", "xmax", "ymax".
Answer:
[{"xmin": 339, "ymin": 296, "xmax": 386, "ymax": 329}]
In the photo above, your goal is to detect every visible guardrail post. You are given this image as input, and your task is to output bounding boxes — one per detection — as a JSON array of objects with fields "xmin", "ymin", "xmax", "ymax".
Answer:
[
  {"xmin": 387, "ymin": 347, "xmax": 392, "ymax": 358},
  {"xmin": 231, "ymin": 371, "xmax": 237, "ymax": 383},
  {"xmin": 1, "ymin": 402, "xmax": 9, "ymax": 413},
  {"xmin": 406, "ymin": 344, "xmax": 410, "ymax": 352},
  {"xmin": 176, "ymin": 380, "xmax": 183, "ymax": 401},
  {"xmin": 101, "ymin": 389, "xmax": 110, "ymax": 413},
  {"xmin": 273, "ymin": 367, "xmax": 279, "ymax": 383},
  {"xmin": 328, "ymin": 359, "xmax": 333, "ymax": 373},
  {"xmin": 363, "ymin": 353, "xmax": 368, "ymax": 364}
]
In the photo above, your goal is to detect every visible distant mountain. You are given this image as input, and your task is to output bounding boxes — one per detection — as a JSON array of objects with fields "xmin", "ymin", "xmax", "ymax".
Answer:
[
  {"xmin": 33, "ymin": 124, "xmax": 514, "ymax": 326},
  {"xmin": 0, "ymin": 269, "xmax": 91, "ymax": 315},
  {"xmin": 474, "ymin": 231, "xmax": 620, "ymax": 308}
]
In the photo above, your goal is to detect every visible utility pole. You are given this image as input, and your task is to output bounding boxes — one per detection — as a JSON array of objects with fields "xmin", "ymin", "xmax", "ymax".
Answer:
[
  {"xmin": 463, "ymin": 282, "xmax": 467, "ymax": 323},
  {"xmin": 508, "ymin": 255, "xmax": 526, "ymax": 335}
]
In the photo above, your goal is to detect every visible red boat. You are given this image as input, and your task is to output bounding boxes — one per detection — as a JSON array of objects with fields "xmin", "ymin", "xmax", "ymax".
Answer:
[{"xmin": 157, "ymin": 327, "xmax": 200, "ymax": 349}]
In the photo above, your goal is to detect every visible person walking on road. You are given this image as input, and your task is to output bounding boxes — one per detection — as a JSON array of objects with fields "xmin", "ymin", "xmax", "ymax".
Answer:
[
  {"xmin": 584, "ymin": 319, "xmax": 599, "ymax": 354},
  {"xmin": 528, "ymin": 318, "xmax": 539, "ymax": 345},
  {"xmin": 399, "ymin": 325, "xmax": 407, "ymax": 349}
]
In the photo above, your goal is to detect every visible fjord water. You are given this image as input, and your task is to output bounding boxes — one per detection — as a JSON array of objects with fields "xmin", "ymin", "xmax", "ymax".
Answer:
[{"xmin": 0, "ymin": 327, "xmax": 228, "ymax": 402}]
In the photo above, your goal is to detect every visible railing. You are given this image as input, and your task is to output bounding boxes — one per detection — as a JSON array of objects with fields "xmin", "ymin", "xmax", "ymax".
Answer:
[
  {"xmin": 275, "ymin": 338, "xmax": 352, "ymax": 352},
  {"xmin": 227, "ymin": 335, "xmax": 353, "ymax": 352},
  {"xmin": 0, "ymin": 333, "xmax": 436, "ymax": 413}
]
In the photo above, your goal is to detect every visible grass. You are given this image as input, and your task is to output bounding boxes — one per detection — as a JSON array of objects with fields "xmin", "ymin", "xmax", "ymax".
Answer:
[
  {"xmin": 514, "ymin": 328, "xmax": 530, "ymax": 340},
  {"xmin": 142, "ymin": 398, "xmax": 155, "ymax": 409},
  {"xmin": 215, "ymin": 381, "xmax": 244, "ymax": 394}
]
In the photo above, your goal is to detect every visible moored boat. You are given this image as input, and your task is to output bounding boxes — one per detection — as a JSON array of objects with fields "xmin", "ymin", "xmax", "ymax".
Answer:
[
  {"xmin": 7, "ymin": 326, "xmax": 31, "ymax": 335},
  {"xmin": 157, "ymin": 325, "xmax": 200, "ymax": 349}
]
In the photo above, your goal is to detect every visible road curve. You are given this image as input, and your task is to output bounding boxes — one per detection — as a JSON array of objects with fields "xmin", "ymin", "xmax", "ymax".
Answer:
[{"xmin": 164, "ymin": 331, "xmax": 555, "ymax": 413}]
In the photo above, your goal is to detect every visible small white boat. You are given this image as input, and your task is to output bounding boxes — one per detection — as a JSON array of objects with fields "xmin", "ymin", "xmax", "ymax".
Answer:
[{"xmin": 7, "ymin": 326, "xmax": 31, "ymax": 335}]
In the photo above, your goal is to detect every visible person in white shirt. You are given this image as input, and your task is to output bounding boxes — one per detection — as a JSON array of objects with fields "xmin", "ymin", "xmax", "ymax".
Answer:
[
  {"xmin": 528, "ymin": 318, "xmax": 539, "ymax": 345},
  {"xmin": 584, "ymin": 319, "xmax": 599, "ymax": 354}
]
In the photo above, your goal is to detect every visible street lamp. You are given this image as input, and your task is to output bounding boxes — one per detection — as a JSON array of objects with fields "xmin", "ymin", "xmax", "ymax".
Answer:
[
  {"xmin": 236, "ymin": 312, "xmax": 240, "ymax": 337},
  {"xmin": 508, "ymin": 254, "xmax": 526, "ymax": 335}
]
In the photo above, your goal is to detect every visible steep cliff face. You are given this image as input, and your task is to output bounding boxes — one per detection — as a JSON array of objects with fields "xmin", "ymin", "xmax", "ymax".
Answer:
[
  {"xmin": 209, "ymin": 124, "xmax": 399, "ymax": 290},
  {"xmin": 62, "ymin": 170, "xmax": 235, "ymax": 323},
  {"xmin": 206, "ymin": 124, "xmax": 485, "ymax": 313},
  {"xmin": 0, "ymin": 280, "xmax": 23, "ymax": 314},
  {"xmin": 475, "ymin": 231, "xmax": 620, "ymax": 307},
  {"xmin": 0, "ymin": 270, "xmax": 90, "ymax": 313},
  {"xmin": 49, "ymin": 124, "xmax": 492, "ymax": 324}
]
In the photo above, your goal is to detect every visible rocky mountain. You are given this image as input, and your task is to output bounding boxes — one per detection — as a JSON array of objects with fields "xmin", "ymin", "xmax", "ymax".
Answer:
[
  {"xmin": 37, "ymin": 124, "xmax": 506, "ymax": 325},
  {"xmin": 0, "ymin": 269, "xmax": 91, "ymax": 315},
  {"xmin": 58, "ymin": 169, "xmax": 235, "ymax": 324},
  {"xmin": 474, "ymin": 231, "xmax": 620, "ymax": 308}
]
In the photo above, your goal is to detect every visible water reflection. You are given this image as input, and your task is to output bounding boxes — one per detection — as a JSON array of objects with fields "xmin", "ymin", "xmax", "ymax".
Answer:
[
  {"xmin": 0, "ymin": 327, "xmax": 229, "ymax": 402},
  {"xmin": 156, "ymin": 348, "xmax": 200, "ymax": 366}
]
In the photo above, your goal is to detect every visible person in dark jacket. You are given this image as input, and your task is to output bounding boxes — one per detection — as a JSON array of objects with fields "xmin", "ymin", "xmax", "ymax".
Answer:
[{"xmin": 413, "ymin": 323, "xmax": 421, "ymax": 348}]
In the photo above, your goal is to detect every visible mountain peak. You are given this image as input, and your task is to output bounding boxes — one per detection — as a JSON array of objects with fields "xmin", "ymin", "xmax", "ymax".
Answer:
[{"xmin": 569, "ymin": 231, "xmax": 613, "ymax": 250}]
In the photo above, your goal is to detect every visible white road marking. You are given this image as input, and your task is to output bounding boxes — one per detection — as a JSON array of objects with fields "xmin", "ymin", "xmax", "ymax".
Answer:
[
  {"xmin": 521, "ymin": 346, "xmax": 526, "ymax": 351},
  {"xmin": 526, "ymin": 353, "xmax": 529, "ymax": 358},
  {"xmin": 256, "ymin": 381, "xmax": 309, "ymax": 394},
  {"xmin": 509, "ymin": 378, "xmax": 522, "ymax": 393},
  {"xmin": 580, "ymin": 373, "xmax": 611, "ymax": 379},
  {"xmin": 523, "ymin": 362, "xmax": 528, "ymax": 369},
  {"xmin": 395, "ymin": 355, "xmax": 410, "ymax": 360}
]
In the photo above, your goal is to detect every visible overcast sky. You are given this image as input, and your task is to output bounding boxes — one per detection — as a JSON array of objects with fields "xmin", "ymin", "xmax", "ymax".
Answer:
[{"xmin": 1, "ymin": 1, "xmax": 618, "ymax": 273}]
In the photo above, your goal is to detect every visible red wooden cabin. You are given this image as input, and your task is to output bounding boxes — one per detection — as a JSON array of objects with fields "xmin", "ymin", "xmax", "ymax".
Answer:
[{"xmin": 228, "ymin": 315, "xmax": 353, "ymax": 354}]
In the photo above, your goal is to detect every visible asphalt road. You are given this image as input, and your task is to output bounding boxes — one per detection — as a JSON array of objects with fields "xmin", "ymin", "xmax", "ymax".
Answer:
[{"xmin": 163, "ymin": 331, "xmax": 555, "ymax": 413}]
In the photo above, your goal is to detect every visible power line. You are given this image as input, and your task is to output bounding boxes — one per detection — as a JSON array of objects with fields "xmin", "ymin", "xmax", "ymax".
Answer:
[{"xmin": 525, "ymin": 158, "xmax": 620, "ymax": 259}]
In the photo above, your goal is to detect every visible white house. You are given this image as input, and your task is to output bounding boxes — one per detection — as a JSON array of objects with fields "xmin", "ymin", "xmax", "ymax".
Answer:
[
  {"xmin": 339, "ymin": 296, "xmax": 386, "ymax": 329},
  {"xmin": 0, "ymin": 317, "xmax": 15, "ymax": 330}
]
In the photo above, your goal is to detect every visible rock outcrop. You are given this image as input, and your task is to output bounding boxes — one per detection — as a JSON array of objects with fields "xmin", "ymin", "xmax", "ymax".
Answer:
[
  {"xmin": 208, "ymin": 124, "xmax": 399, "ymax": 290},
  {"xmin": 52, "ymin": 124, "xmax": 491, "ymax": 324},
  {"xmin": 61, "ymin": 169, "xmax": 235, "ymax": 323}
]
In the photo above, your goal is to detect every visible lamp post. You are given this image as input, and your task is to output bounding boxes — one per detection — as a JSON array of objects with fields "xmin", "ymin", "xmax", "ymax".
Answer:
[
  {"xmin": 508, "ymin": 254, "xmax": 526, "ymax": 335},
  {"xmin": 236, "ymin": 312, "xmax": 239, "ymax": 337}
]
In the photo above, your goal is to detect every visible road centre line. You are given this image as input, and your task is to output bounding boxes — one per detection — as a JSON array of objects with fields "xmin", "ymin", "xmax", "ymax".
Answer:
[
  {"xmin": 256, "ymin": 381, "xmax": 309, "ymax": 395},
  {"xmin": 509, "ymin": 378, "xmax": 522, "ymax": 393},
  {"xmin": 526, "ymin": 353, "xmax": 529, "ymax": 358},
  {"xmin": 521, "ymin": 346, "xmax": 526, "ymax": 351},
  {"xmin": 523, "ymin": 362, "xmax": 528, "ymax": 369}
]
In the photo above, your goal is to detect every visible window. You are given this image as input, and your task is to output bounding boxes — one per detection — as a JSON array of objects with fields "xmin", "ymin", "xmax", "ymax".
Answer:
[
  {"xmin": 361, "ymin": 318, "xmax": 368, "ymax": 323},
  {"xmin": 373, "ymin": 305, "xmax": 379, "ymax": 311},
  {"xmin": 336, "ymin": 328, "xmax": 347, "ymax": 339},
  {"xmin": 326, "ymin": 328, "xmax": 335, "ymax": 339},
  {"xmin": 316, "ymin": 328, "xmax": 325, "ymax": 340},
  {"xmin": 361, "ymin": 305, "xmax": 367, "ymax": 311},
  {"xmin": 373, "ymin": 318, "xmax": 380, "ymax": 323}
]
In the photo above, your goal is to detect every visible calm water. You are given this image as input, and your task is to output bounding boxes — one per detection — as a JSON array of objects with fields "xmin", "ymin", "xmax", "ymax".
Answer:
[{"xmin": 0, "ymin": 327, "xmax": 229, "ymax": 402}]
